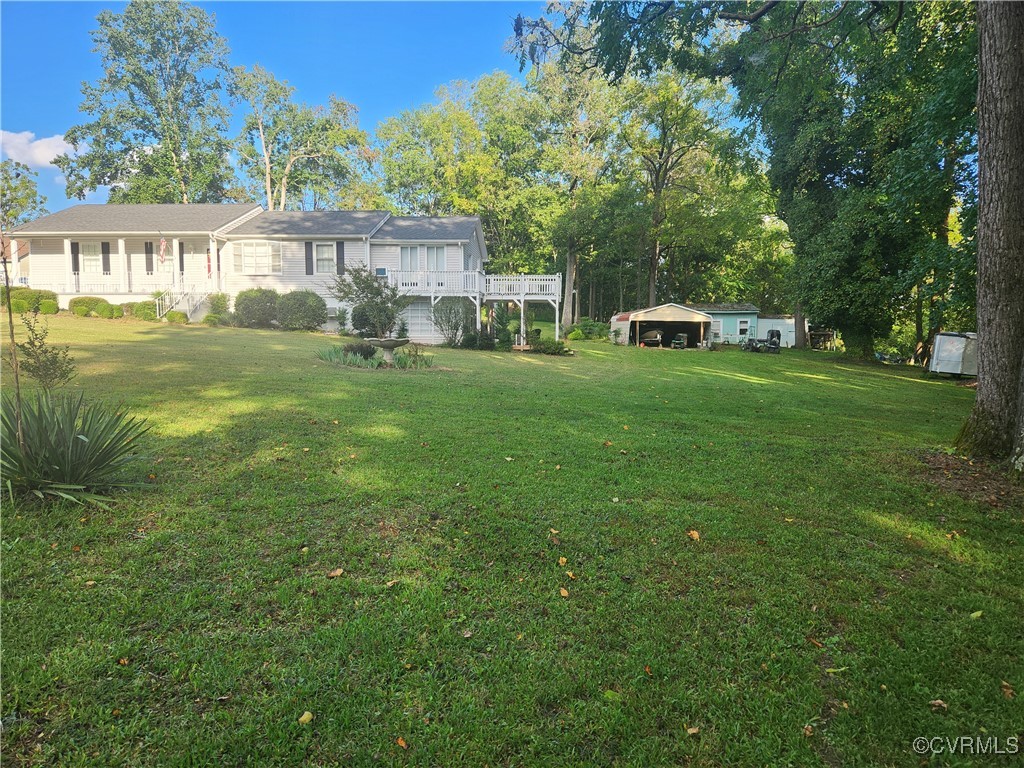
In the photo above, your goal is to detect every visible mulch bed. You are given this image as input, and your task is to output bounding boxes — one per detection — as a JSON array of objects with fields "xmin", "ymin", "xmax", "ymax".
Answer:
[{"xmin": 920, "ymin": 452, "xmax": 1023, "ymax": 510}]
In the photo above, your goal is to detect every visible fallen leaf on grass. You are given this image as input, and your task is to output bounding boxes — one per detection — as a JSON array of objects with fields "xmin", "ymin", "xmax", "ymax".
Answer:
[
  {"xmin": 327, "ymin": 568, "xmax": 344, "ymax": 578},
  {"xmin": 969, "ymin": 610, "xmax": 984, "ymax": 620},
  {"xmin": 1001, "ymin": 680, "xmax": 1016, "ymax": 699},
  {"xmin": 386, "ymin": 580, "xmax": 399, "ymax": 588},
  {"xmin": 803, "ymin": 725, "xmax": 814, "ymax": 737},
  {"xmin": 806, "ymin": 637, "xmax": 824, "ymax": 649},
  {"xmin": 298, "ymin": 711, "xmax": 313, "ymax": 724},
  {"xmin": 84, "ymin": 580, "xmax": 96, "ymax": 588},
  {"xmin": 559, "ymin": 588, "xmax": 569, "ymax": 598},
  {"xmin": 612, "ymin": 497, "xmax": 619, "ymax": 503},
  {"xmin": 825, "ymin": 667, "xmax": 848, "ymax": 675},
  {"xmin": 566, "ymin": 571, "xmax": 576, "ymax": 580},
  {"xmin": 550, "ymin": 528, "xmax": 559, "ymax": 534},
  {"xmin": 603, "ymin": 689, "xmax": 623, "ymax": 702},
  {"xmin": 784, "ymin": 517, "xmax": 795, "ymax": 523},
  {"xmin": 644, "ymin": 665, "xmax": 652, "ymax": 677},
  {"xmin": 555, "ymin": 464, "xmax": 561, "ymax": 470},
  {"xmin": 505, "ymin": 457, "xmax": 513, "ymax": 462},
  {"xmin": 686, "ymin": 726, "xmax": 700, "ymax": 737},
  {"xmin": 623, "ymin": 425, "xmax": 629, "ymax": 430},
  {"xmin": 558, "ymin": 556, "xmax": 567, "ymax": 566},
  {"xmin": 397, "ymin": 737, "xmax": 409, "ymax": 750},
  {"xmin": 687, "ymin": 530, "xmax": 700, "ymax": 541},
  {"xmin": 462, "ymin": 630, "xmax": 473, "ymax": 638},
  {"xmin": 118, "ymin": 658, "xmax": 129, "ymax": 666},
  {"xmin": 603, "ymin": 440, "xmax": 613, "ymax": 447},
  {"xmin": 929, "ymin": 699, "xmax": 948, "ymax": 713}
]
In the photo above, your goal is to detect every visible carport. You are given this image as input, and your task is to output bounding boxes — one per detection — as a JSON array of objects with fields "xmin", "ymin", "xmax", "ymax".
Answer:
[{"xmin": 610, "ymin": 304, "xmax": 714, "ymax": 347}]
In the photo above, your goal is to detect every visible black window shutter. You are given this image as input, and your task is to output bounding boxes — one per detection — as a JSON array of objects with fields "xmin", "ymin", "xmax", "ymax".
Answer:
[
  {"xmin": 304, "ymin": 242, "xmax": 314, "ymax": 275},
  {"xmin": 145, "ymin": 242, "xmax": 154, "ymax": 273},
  {"xmin": 70, "ymin": 242, "xmax": 80, "ymax": 273},
  {"xmin": 178, "ymin": 242, "xmax": 185, "ymax": 273},
  {"xmin": 101, "ymin": 242, "xmax": 111, "ymax": 274},
  {"xmin": 336, "ymin": 241, "xmax": 345, "ymax": 274}
]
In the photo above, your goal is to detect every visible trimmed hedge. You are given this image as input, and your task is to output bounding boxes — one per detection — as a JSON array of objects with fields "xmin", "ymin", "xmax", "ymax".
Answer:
[
  {"xmin": 202, "ymin": 313, "xmax": 222, "ymax": 327},
  {"xmin": 1, "ymin": 288, "xmax": 58, "ymax": 310},
  {"xmin": 38, "ymin": 300, "xmax": 59, "ymax": 315},
  {"xmin": 207, "ymin": 293, "xmax": 230, "ymax": 314},
  {"xmin": 235, "ymin": 288, "xmax": 279, "ymax": 328},
  {"xmin": 10, "ymin": 299, "xmax": 30, "ymax": 313},
  {"xmin": 130, "ymin": 301, "xmax": 158, "ymax": 322},
  {"xmin": 68, "ymin": 296, "xmax": 110, "ymax": 315},
  {"xmin": 165, "ymin": 310, "xmax": 188, "ymax": 325},
  {"xmin": 277, "ymin": 290, "xmax": 328, "ymax": 331},
  {"xmin": 72, "ymin": 305, "xmax": 90, "ymax": 317}
]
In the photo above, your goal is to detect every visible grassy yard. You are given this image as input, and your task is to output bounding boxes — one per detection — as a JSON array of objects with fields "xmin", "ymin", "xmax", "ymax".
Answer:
[{"xmin": 2, "ymin": 316, "xmax": 1021, "ymax": 767}]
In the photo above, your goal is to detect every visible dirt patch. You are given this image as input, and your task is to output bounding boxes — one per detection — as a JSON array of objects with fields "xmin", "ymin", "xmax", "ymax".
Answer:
[{"xmin": 920, "ymin": 452, "xmax": 1024, "ymax": 510}]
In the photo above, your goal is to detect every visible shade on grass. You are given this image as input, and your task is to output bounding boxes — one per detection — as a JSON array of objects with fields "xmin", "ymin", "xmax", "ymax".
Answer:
[{"xmin": 2, "ymin": 316, "xmax": 1021, "ymax": 766}]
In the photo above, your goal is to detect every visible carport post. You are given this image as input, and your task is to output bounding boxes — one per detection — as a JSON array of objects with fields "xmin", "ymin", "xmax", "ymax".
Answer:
[{"xmin": 635, "ymin": 319, "xmax": 640, "ymax": 346}]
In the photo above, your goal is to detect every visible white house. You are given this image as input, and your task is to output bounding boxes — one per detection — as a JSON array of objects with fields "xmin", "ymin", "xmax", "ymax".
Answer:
[{"xmin": 10, "ymin": 204, "xmax": 562, "ymax": 344}]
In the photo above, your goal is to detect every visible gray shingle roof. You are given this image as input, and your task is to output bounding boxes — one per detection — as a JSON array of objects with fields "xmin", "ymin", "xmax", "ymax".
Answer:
[
  {"xmin": 225, "ymin": 210, "xmax": 391, "ymax": 237},
  {"xmin": 373, "ymin": 216, "xmax": 480, "ymax": 241},
  {"xmin": 686, "ymin": 302, "xmax": 760, "ymax": 313},
  {"xmin": 12, "ymin": 204, "xmax": 262, "ymax": 235}
]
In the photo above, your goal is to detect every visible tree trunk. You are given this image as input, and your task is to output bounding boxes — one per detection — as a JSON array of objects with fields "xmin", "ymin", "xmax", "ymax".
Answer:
[
  {"xmin": 794, "ymin": 304, "xmax": 807, "ymax": 349},
  {"xmin": 958, "ymin": 1, "xmax": 1024, "ymax": 461},
  {"xmin": 561, "ymin": 240, "xmax": 576, "ymax": 330},
  {"xmin": 913, "ymin": 284, "xmax": 925, "ymax": 364}
]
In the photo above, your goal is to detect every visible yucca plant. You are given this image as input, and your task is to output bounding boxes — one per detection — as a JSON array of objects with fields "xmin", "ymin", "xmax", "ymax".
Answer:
[{"xmin": 1, "ymin": 391, "xmax": 149, "ymax": 507}]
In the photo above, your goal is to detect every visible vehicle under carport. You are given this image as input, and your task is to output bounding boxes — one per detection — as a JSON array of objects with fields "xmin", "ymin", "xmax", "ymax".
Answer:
[{"xmin": 610, "ymin": 304, "xmax": 714, "ymax": 348}]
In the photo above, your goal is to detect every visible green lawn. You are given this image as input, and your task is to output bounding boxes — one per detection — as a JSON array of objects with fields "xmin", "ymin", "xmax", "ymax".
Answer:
[{"xmin": 2, "ymin": 316, "xmax": 1021, "ymax": 767}]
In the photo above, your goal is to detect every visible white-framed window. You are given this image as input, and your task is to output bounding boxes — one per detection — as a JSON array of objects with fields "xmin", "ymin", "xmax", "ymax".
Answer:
[
  {"xmin": 314, "ymin": 242, "xmax": 335, "ymax": 274},
  {"xmin": 400, "ymin": 245, "xmax": 418, "ymax": 272},
  {"xmin": 738, "ymin": 319, "xmax": 750, "ymax": 336},
  {"xmin": 233, "ymin": 241, "xmax": 282, "ymax": 275},
  {"xmin": 426, "ymin": 245, "xmax": 446, "ymax": 271},
  {"xmin": 80, "ymin": 242, "xmax": 102, "ymax": 273}
]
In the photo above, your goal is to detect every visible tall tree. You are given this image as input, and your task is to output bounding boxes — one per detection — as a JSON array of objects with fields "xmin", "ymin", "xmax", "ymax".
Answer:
[
  {"xmin": 959, "ymin": 1, "xmax": 1024, "ymax": 468},
  {"xmin": 54, "ymin": 0, "xmax": 232, "ymax": 203},
  {"xmin": 232, "ymin": 65, "xmax": 367, "ymax": 211}
]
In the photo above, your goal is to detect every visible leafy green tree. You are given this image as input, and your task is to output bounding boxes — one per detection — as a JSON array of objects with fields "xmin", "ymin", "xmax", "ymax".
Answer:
[
  {"xmin": 232, "ymin": 65, "xmax": 367, "ymax": 211},
  {"xmin": 1, "ymin": 161, "xmax": 47, "ymax": 232},
  {"xmin": 54, "ymin": 0, "xmax": 232, "ymax": 203}
]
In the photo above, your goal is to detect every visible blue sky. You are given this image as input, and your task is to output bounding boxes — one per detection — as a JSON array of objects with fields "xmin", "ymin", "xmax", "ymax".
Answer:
[{"xmin": 0, "ymin": 1, "xmax": 543, "ymax": 212}]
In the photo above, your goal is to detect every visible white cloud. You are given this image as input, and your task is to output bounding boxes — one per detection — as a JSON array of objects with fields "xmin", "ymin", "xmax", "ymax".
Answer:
[{"xmin": 0, "ymin": 130, "xmax": 74, "ymax": 169}]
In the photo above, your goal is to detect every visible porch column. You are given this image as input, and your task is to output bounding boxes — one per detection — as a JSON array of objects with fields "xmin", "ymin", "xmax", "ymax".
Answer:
[
  {"xmin": 520, "ymin": 300, "xmax": 526, "ymax": 345},
  {"xmin": 63, "ymin": 238, "xmax": 73, "ymax": 292},
  {"xmin": 118, "ymin": 238, "xmax": 127, "ymax": 292},
  {"xmin": 171, "ymin": 238, "xmax": 180, "ymax": 286},
  {"xmin": 554, "ymin": 294, "xmax": 560, "ymax": 341}
]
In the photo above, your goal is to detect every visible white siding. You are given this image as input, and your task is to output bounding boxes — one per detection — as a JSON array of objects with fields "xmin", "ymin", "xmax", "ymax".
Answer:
[
  {"xmin": 220, "ymin": 239, "xmax": 362, "ymax": 309},
  {"xmin": 465, "ymin": 230, "xmax": 482, "ymax": 270},
  {"xmin": 27, "ymin": 238, "xmax": 66, "ymax": 289},
  {"xmin": 369, "ymin": 243, "xmax": 400, "ymax": 273}
]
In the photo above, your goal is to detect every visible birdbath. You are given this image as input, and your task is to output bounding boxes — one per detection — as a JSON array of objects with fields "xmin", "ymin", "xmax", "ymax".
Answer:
[{"xmin": 366, "ymin": 337, "xmax": 410, "ymax": 365}]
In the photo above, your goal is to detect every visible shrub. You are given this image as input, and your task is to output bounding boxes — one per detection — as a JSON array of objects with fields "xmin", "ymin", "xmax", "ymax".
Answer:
[
  {"xmin": 396, "ymin": 318, "xmax": 409, "ymax": 339},
  {"xmin": 567, "ymin": 328, "xmax": 585, "ymax": 341},
  {"xmin": 394, "ymin": 344, "xmax": 434, "ymax": 369},
  {"xmin": 1, "ymin": 391, "xmax": 149, "ymax": 507},
  {"xmin": 315, "ymin": 346, "xmax": 384, "ymax": 368},
  {"xmin": 94, "ymin": 302, "xmax": 116, "ymax": 319},
  {"xmin": 495, "ymin": 339, "xmax": 513, "ymax": 352},
  {"xmin": 219, "ymin": 311, "xmax": 237, "ymax": 327},
  {"xmin": 334, "ymin": 306, "xmax": 349, "ymax": 330},
  {"xmin": 234, "ymin": 288, "xmax": 278, "ymax": 328},
  {"xmin": 72, "ymin": 305, "xmax": 90, "ymax": 317},
  {"xmin": 0, "ymin": 286, "xmax": 28, "ymax": 306},
  {"xmin": 207, "ymin": 293, "xmax": 230, "ymax": 314},
  {"xmin": 2, "ymin": 288, "xmax": 57, "ymax": 310},
  {"xmin": 14, "ymin": 312, "xmax": 76, "ymax": 390},
  {"xmin": 109, "ymin": 305, "xmax": 124, "ymax": 319},
  {"xmin": 431, "ymin": 297, "xmax": 474, "ymax": 346},
  {"xmin": 528, "ymin": 338, "xmax": 571, "ymax": 356},
  {"xmin": 567, "ymin": 317, "xmax": 611, "ymax": 340},
  {"xmin": 131, "ymin": 301, "xmax": 158, "ymax": 322},
  {"xmin": 350, "ymin": 304, "xmax": 373, "ymax": 337},
  {"xmin": 342, "ymin": 341, "xmax": 378, "ymax": 360},
  {"xmin": 461, "ymin": 331, "xmax": 478, "ymax": 349},
  {"xmin": 477, "ymin": 335, "xmax": 496, "ymax": 351},
  {"xmin": 202, "ymin": 313, "xmax": 221, "ymax": 327},
  {"xmin": 68, "ymin": 296, "xmax": 109, "ymax": 316},
  {"xmin": 10, "ymin": 299, "xmax": 29, "ymax": 313},
  {"xmin": 38, "ymin": 300, "xmax": 59, "ymax": 315},
  {"xmin": 328, "ymin": 265, "xmax": 414, "ymax": 338},
  {"xmin": 165, "ymin": 310, "xmax": 188, "ymax": 325},
  {"xmin": 277, "ymin": 290, "xmax": 328, "ymax": 331}
]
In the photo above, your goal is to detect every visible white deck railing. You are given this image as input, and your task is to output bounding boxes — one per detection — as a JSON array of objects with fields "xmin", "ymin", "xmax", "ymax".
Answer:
[
  {"xmin": 388, "ymin": 270, "xmax": 484, "ymax": 296},
  {"xmin": 387, "ymin": 271, "xmax": 562, "ymax": 300},
  {"xmin": 484, "ymin": 274, "xmax": 561, "ymax": 298}
]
